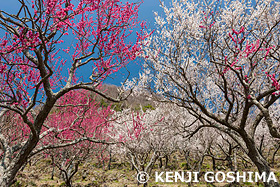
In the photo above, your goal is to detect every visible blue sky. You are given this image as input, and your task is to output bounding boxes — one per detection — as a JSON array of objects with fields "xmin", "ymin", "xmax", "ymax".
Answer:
[
  {"xmin": 105, "ymin": 0, "xmax": 168, "ymax": 86},
  {"xmin": 0, "ymin": 0, "xmax": 171, "ymax": 86}
]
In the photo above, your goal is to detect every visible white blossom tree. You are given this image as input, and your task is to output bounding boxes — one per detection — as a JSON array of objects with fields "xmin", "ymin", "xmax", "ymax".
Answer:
[
  {"xmin": 139, "ymin": 0, "xmax": 280, "ymax": 186},
  {"xmin": 111, "ymin": 103, "xmax": 181, "ymax": 186}
]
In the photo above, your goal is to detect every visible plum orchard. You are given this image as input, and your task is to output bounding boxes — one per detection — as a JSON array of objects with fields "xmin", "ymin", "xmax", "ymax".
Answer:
[
  {"xmin": 0, "ymin": 0, "xmax": 148, "ymax": 186},
  {"xmin": 40, "ymin": 90, "xmax": 114, "ymax": 186},
  {"xmin": 111, "ymin": 103, "xmax": 180, "ymax": 187},
  {"xmin": 1, "ymin": 90, "xmax": 114, "ymax": 186},
  {"xmin": 139, "ymin": 0, "xmax": 280, "ymax": 187}
]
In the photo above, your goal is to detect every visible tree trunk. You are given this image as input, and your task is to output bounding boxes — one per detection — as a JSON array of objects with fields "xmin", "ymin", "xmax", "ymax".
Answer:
[
  {"xmin": 241, "ymin": 131, "xmax": 280, "ymax": 187},
  {"xmin": 159, "ymin": 158, "xmax": 163, "ymax": 169},
  {"xmin": 131, "ymin": 162, "xmax": 135, "ymax": 171},
  {"xmin": 0, "ymin": 98, "xmax": 56, "ymax": 186},
  {"xmin": 249, "ymin": 153, "xmax": 279, "ymax": 187},
  {"xmin": 61, "ymin": 170, "xmax": 72, "ymax": 187},
  {"xmin": 271, "ymin": 144, "xmax": 280, "ymax": 167},
  {"xmin": 212, "ymin": 157, "xmax": 216, "ymax": 171},
  {"xmin": 164, "ymin": 155, "xmax": 168, "ymax": 169},
  {"xmin": 65, "ymin": 179, "xmax": 72, "ymax": 187},
  {"xmin": 0, "ymin": 135, "xmax": 40, "ymax": 186},
  {"xmin": 226, "ymin": 155, "xmax": 234, "ymax": 171}
]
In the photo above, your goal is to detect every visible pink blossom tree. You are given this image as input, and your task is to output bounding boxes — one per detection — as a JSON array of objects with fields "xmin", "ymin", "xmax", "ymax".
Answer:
[
  {"xmin": 1, "ymin": 90, "xmax": 115, "ymax": 186},
  {"xmin": 38, "ymin": 90, "xmax": 114, "ymax": 186},
  {"xmin": 0, "ymin": 0, "xmax": 147, "ymax": 185},
  {"xmin": 139, "ymin": 0, "xmax": 280, "ymax": 186}
]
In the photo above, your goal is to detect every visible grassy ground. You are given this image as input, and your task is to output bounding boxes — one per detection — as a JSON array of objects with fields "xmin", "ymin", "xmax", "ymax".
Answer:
[{"xmin": 11, "ymin": 154, "xmax": 280, "ymax": 187}]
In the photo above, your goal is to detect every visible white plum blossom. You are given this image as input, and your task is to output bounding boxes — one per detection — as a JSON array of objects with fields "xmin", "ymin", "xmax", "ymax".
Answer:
[{"xmin": 138, "ymin": 0, "xmax": 280, "ymax": 186}]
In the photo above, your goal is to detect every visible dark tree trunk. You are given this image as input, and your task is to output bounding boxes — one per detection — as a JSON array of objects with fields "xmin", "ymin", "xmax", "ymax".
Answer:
[
  {"xmin": 164, "ymin": 155, "xmax": 168, "ymax": 169},
  {"xmin": 65, "ymin": 179, "xmax": 72, "ymax": 187},
  {"xmin": 271, "ymin": 144, "xmax": 280, "ymax": 167},
  {"xmin": 249, "ymin": 154, "xmax": 279, "ymax": 187},
  {"xmin": 226, "ymin": 155, "xmax": 234, "ymax": 171},
  {"xmin": 0, "ymin": 98, "xmax": 56, "ymax": 186},
  {"xmin": 131, "ymin": 163, "xmax": 135, "ymax": 171},
  {"xmin": 159, "ymin": 158, "xmax": 163, "ymax": 168},
  {"xmin": 212, "ymin": 157, "xmax": 216, "ymax": 171},
  {"xmin": 0, "ymin": 135, "xmax": 40, "ymax": 186},
  {"xmin": 240, "ymin": 131, "xmax": 280, "ymax": 187}
]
